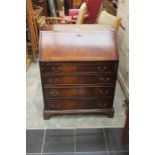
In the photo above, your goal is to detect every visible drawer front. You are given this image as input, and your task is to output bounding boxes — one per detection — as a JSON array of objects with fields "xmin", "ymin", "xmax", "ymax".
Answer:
[
  {"xmin": 44, "ymin": 98, "xmax": 113, "ymax": 110},
  {"xmin": 40, "ymin": 62, "xmax": 118, "ymax": 74},
  {"xmin": 41, "ymin": 74, "xmax": 116, "ymax": 85},
  {"xmin": 43, "ymin": 86, "xmax": 114, "ymax": 98},
  {"xmin": 40, "ymin": 63, "xmax": 76, "ymax": 74},
  {"xmin": 77, "ymin": 63, "xmax": 117, "ymax": 73}
]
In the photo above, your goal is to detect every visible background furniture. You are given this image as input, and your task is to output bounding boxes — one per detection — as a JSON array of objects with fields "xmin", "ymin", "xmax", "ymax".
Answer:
[
  {"xmin": 98, "ymin": 10, "xmax": 121, "ymax": 31},
  {"xmin": 64, "ymin": 0, "xmax": 73, "ymax": 15},
  {"xmin": 83, "ymin": 0, "xmax": 102, "ymax": 23},
  {"xmin": 102, "ymin": 0, "xmax": 118, "ymax": 16},
  {"xmin": 67, "ymin": 0, "xmax": 89, "ymax": 21},
  {"xmin": 56, "ymin": 0, "xmax": 63, "ymax": 10},
  {"xmin": 68, "ymin": 0, "xmax": 102, "ymax": 24},
  {"xmin": 39, "ymin": 25, "xmax": 119, "ymax": 119},
  {"xmin": 48, "ymin": 0, "xmax": 60, "ymax": 17},
  {"xmin": 26, "ymin": 0, "xmax": 39, "ymax": 62},
  {"xmin": 32, "ymin": 0, "xmax": 50, "ymax": 16},
  {"xmin": 75, "ymin": 2, "xmax": 87, "ymax": 24},
  {"xmin": 37, "ymin": 2, "xmax": 87, "ymax": 27},
  {"xmin": 73, "ymin": 0, "xmax": 82, "ymax": 8}
]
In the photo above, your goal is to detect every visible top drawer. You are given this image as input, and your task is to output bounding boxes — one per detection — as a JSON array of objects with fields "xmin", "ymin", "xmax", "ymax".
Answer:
[{"xmin": 39, "ymin": 62, "xmax": 118, "ymax": 74}]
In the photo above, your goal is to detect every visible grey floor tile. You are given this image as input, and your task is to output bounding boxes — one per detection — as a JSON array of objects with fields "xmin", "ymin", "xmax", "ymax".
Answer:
[
  {"xmin": 109, "ymin": 151, "xmax": 129, "ymax": 155},
  {"xmin": 42, "ymin": 153, "xmax": 74, "ymax": 155},
  {"xmin": 43, "ymin": 129, "xmax": 74, "ymax": 153},
  {"xmin": 76, "ymin": 152, "xmax": 108, "ymax": 155},
  {"xmin": 26, "ymin": 154, "xmax": 40, "ymax": 155},
  {"xmin": 26, "ymin": 130, "xmax": 44, "ymax": 153},
  {"xmin": 76, "ymin": 129, "xmax": 107, "ymax": 152},
  {"xmin": 104, "ymin": 128, "xmax": 129, "ymax": 151}
]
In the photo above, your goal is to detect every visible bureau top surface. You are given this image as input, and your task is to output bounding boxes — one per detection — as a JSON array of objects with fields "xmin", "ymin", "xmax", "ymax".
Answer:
[{"xmin": 39, "ymin": 25, "xmax": 118, "ymax": 62}]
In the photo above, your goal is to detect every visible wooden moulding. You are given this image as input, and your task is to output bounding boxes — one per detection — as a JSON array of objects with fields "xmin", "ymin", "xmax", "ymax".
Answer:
[{"xmin": 43, "ymin": 108, "xmax": 114, "ymax": 120}]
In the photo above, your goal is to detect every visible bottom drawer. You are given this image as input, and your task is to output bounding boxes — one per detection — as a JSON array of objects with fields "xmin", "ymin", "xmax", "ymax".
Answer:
[{"xmin": 44, "ymin": 98, "xmax": 113, "ymax": 110}]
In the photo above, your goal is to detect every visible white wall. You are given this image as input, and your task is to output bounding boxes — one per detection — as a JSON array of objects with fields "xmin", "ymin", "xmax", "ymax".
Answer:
[{"xmin": 117, "ymin": 0, "xmax": 129, "ymax": 98}]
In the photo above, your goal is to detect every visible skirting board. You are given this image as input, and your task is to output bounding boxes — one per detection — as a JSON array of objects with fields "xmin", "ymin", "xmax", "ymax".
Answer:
[{"xmin": 117, "ymin": 71, "xmax": 129, "ymax": 99}]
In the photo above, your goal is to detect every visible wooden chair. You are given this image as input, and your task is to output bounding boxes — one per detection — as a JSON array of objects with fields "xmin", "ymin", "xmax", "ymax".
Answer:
[
  {"xmin": 68, "ymin": 0, "xmax": 102, "ymax": 24},
  {"xmin": 75, "ymin": 2, "xmax": 87, "ymax": 24},
  {"xmin": 37, "ymin": 2, "xmax": 87, "ymax": 28}
]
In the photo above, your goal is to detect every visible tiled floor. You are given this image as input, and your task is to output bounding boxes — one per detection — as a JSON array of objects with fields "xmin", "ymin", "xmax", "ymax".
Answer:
[
  {"xmin": 26, "ymin": 62, "xmax": 126, "ymax": 129},
  {"xmin": 26, "ymin": 128, "xmax": 129, "ymax": 155}
]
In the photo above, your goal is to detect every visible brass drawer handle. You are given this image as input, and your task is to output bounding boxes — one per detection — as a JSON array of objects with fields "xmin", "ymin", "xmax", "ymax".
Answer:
[
  {"xmin": 48, "ymin": 78, "xmax": 58, "ymax": 83},
  {"xmin": 98, "ymin": 103, "xmax": 107, "ymax": 108},
  {"xmin": 49, "ymin": 90, "xmax": 59, "ymax": 96},
  {"xmin": 100, "ymin": 77, "xmax": 110, "ymax": 82},
  {"xmin": 99, "ymin": 90, "xmax": 109, "ymax": 95},
  {"xmin": 51, "ymin": 66, "xmax": 62, "ymax": 72},
  {"xmin": 97, "ymin": 66, "xmax": 107, "ymax": 71},
  {"xmin": 50, "ymin": 104, "xmax": 59, "ymax": 109},
  {"xmin": 40, "ymin": 63, "xmax": 44, "ymax": 66},
  {"xmin": 106, "ymin": 77, "xmax": 110, "ymax": 81},
  {"xmin": 114, "ymin": 63, "xmax": 118, "ymax": 70},
  {"xmin": 41, "ymin": 67, "xmax": 44, "ymax": 71}
]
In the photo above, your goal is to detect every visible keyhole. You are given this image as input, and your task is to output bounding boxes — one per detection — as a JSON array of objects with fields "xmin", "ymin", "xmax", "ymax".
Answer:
[{"xmin": 77, "ymin": 34, "xmax": 82, "ymax": 37}]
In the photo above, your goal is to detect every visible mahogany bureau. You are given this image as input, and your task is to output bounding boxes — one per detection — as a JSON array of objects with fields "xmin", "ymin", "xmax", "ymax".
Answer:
[{"xmin": 39, "ymin": 25, "xmax": 119, "ymax": 119}]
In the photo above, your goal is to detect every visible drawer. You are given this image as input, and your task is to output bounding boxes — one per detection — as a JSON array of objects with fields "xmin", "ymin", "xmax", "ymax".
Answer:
[
  {"xmin": 44, "ymin": 98, "xmax": 113, "ymax": 110},
  {"xmin": 77, "ymin": 63, "xmax": 117, "ymax": 73},
  {"xmin": 40, "ymin": 63, "xmax": 77, "ymax": 73},
  {"xmin": 43, "ymin": 86, "xmax": 114, "ymax": 98},
  {"xmin": 41, "ymin": 74, "xmax": 116, "ymax": 85},
  {"xmin": 39, "ymin": 62, "xmax": 118, "ymax": 74}
]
